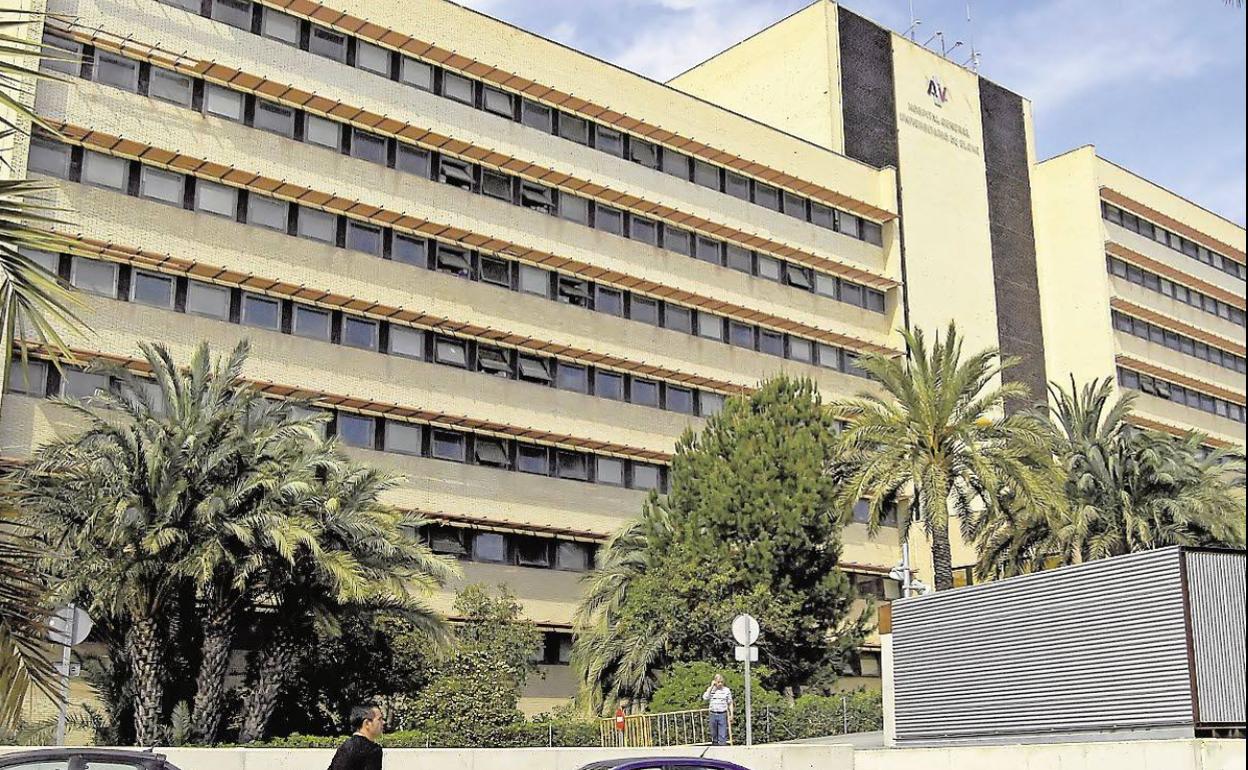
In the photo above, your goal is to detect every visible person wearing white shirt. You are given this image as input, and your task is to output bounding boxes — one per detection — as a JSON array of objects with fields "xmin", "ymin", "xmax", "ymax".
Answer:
[{"xmin": 702, "ymin": 674, "xmax": 733, "ymax": 745}]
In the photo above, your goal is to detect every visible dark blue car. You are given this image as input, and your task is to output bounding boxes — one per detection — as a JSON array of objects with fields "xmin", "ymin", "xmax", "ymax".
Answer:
[{"xmin": 577, "ymin": 760, "xmax": 751, "ymax": 770}]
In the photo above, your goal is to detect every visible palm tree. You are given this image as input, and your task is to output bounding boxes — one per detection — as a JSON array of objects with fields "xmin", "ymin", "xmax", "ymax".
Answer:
[
  {"xmin": 977, "ymin": 377, "xmax": 1246, "ymax": 576},
  {"xmin": 0, "ymin": 499, "xmax": 57, "ymax": 732},
  {"xmin": 830, "ymin": 323, "xmax": 1065, "ymax": 592},
  {"xmin": 571, "ymin": 498, "xmax": 672, "ymax": 713},
  {"xmin": 237, "ymin": 462, "xmax": 455, "ymax": 743}
]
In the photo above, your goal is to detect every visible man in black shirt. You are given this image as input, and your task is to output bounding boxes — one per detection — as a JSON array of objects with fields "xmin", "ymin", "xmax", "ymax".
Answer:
[{"xmin": 327, "ymin": 704, "xmax": 385, "ymax": 770}]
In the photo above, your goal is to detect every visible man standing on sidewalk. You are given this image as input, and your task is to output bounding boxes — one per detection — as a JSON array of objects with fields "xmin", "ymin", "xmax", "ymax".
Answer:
[
  {"xmin": 327, "ymin": 704, "xmax": 385, "ymax": 770},
  {"xmin": 703, "ymin": 674, "xmax": 734, "ymax": 746}
]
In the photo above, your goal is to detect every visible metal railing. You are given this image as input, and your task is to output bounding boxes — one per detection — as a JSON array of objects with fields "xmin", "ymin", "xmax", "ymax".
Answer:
[{"xmin": 598, "ymin": 708, "xmax": 732, "ymax": 748}]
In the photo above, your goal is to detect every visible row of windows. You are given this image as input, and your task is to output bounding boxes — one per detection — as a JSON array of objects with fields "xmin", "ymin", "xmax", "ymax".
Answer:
[
  {"xmin": 27, "ymin": 137, "xmax": 874, "ymax": 376},
  {"xmin": 7, "ymin": 359, "xmax": 674, "ymax": 489},
  {"xmin": 1116, "ymin": 367, "xmax": 1246, "ymax": 424},
  {"xmin": 1102, "ymin": 202, "xmax": 1245, "ymax": 282},
  {"xmin": 423, "ymin": 525, "xmax": 596, "ymax": 573},
  {"xmin": 1106, "ymin": 256, "xmax": 1246, "ymax": 327},
  {"xmin": 42, "ymin": 33, "xmax": 889, "ymax": 315},
  {"xmin": 151, "ymin": 0, "xmax": 888, "ymax": 248},
  {"xmin": 1111, "ymin": 311, "xmax": 1246, "ymax": 374},
  {"xmin": 19, "ymin": 248, "xmax": 735, "ymax": 417}
]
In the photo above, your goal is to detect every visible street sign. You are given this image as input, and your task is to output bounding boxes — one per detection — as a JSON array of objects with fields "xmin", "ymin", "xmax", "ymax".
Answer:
[
  {"xmin": 48, "ymin": 605, "xmax": 93, "ymax": 647},
  {"xmin": 731, "ymin": 614, "xmax": 760, "ymax": 646},
  {"xmin": 734, "ymin": 645, "xmax": 759, "ymax": 663}
]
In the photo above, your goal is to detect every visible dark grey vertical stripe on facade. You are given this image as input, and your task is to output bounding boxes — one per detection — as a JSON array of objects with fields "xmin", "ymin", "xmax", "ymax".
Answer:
[{"xmin": 979, "ymin": 79, "xmax": 1047, "ymax": 403}]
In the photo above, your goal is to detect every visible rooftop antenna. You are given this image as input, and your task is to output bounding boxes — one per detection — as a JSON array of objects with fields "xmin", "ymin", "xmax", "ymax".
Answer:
[
  {"xmin": 923, "ymin": 30, "xmax": 942, "ymax": 49},
  {"xmin": 945, "ymin": 40, "xmax": 964, "ymax": 59},
  {"xmin": 907, "ymin": 0, "xmax": 920, "ymax": 41},
  {"xmin": 965, "ymin": 0, "xmax": 982, "ymax": 71}
]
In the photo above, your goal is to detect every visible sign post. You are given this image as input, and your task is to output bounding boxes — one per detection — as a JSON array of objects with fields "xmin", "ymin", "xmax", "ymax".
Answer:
[
  {"xmin": 48, "ymin": 605, "xmax": 93, "ymax": 746},
  {"xmin": 731, "ymin": 614, "xmax": 760, "ymax": 746}
]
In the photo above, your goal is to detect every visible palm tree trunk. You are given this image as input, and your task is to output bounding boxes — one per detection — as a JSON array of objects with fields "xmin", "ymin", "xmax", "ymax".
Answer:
[
  {"xmin": 929, "ymin": 522, "xmax": 955, "ymax": 592},
  {"xmin": 238, "ymin": 625, "xmax": 299, "ymax": 743},
  {"xmin": 190, "ymin": 591, "xmax": 236, "ymax": 744},
  {"xmin": 127, "ymin": 615, "xmax": 165, "ymax": 746}
]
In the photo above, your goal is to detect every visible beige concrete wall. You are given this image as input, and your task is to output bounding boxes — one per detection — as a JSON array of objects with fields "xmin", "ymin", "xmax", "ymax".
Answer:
[
  {"xmin": 857, "ymin": 739, "xmax": 1245, "ymax": 770},
  {"xmin": 669, "ymin": 1, "xmax": 844, "ymax": 154}
]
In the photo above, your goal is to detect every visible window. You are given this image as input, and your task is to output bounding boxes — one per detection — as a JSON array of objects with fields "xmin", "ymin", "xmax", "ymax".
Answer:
[
  {"xmin": 204, "ymin": 85, "xmax": 244, "ymax": 121},
  {"xmin": 518, "ymin": 265, "xmax": 550, "ymax": 297},
  {"xmin": 70, "ymin": 258, "xmax": 117, "ymax": 296},
  {"xmin": 428, "ymin": 526, "xmax": 467, "ymax": 557},
  {"xmin": 515, "ymin": 538, "xmax": 551, "ymax": 569},
  {"xmin": 388, "ymin": 326, "xmax": 425, "ymax": 360},
  {"xmin": 292, "ymin": 306, "xmax": 331, "ymax": 340},
  {"xmin": 150, "ymin": 68, "xmax": 192, "ymax": 106},
  {"xmin": 557, "ymin": 113, "xmax": 590, "ymax": 144},
  {"xmin": 556, "ymin": 363, "xmax": 588, "ymax": 393},
  {"xmin": 309, "ymin": 27, "xmax": 347, "ymax": 62},
  {"xmin": 789, "ymin": 337, "xmax": 813, "ymax": 363},
  {"xmin": 19, "ymin": 248, "xmax": 60, "ymax": 274},
  {"xmin": 661, "ymin": 149, "xmax": 689, "ymax": 178},
  {"xmin": 811, "ymin": 202, "xmax": 834, "ymax": 229},
  {"xmin": 186, "ymin": 282, "xmax": 231, "ymax": 319},
  {"xmin": 401, "ymin": 58, "xmax": 434, "ymax": 91},
  {"xmin": 481, "ymin": 170, "xmax": 512, "ymax": 201},
  {"xmin": 195, "ymin": 181, "xmax": 237, "ymax": 218},
  {"xmin": 814, "ymin": 273, "xmax": 838, "ymax": 299},
  {"xmin": 631, "ymin": 378, "xmax": 659, "ymax": 407},
  {"xmin": 442, "ymin": 72, "xmax": 475, "ymax": 105},
  {"xmin": 697, "ymin": 312, "xmax": 723, "ymax": 341},
  {"xmin": 518, "ymin": 356, "xmax": 552, "ymax": 384},
  {"xmin": 241, "ymin": 294, "xmax": 280, "ymax": 330},
  {"xmin": 695, "ymin": 237, "xmax": 721, "ymax": 265},
  {"xmin": 841, "ymin": 281, "xmax": 863, "ymax": 308},
  {"xmin": 521, "ymin": 100, "xmax": 552, "ymax": 131},
  {"xmin": 61, "ymin": 370, "xmax": 110, "ymax": 401},
  {"xmin": 210, "ymin": 0, "xmax": 252, "ymax": 29},
  {"xmin": 754, "ymin": 183, "xmax": 780, "ymax": 211},
  {"xmin": 350, "ymin": 130, "xmax": 387, "ymax": 164},
  {"xmin": 438, "ymin": 157, "xmax": 475, "ymax": 189},
  {"xmin": 818, "ymin": 344, "xmax": 843, "ymax": 370},
  {"xmin": 724, "ymin": 172, "xmax": 749, "ymax": 200},
  {"xmin": 385, "ymin": 421, "xmax": 423, "ymax": 455},
  {"xmin": 517, "ymin": 445, "xmax": 549, "ymax": 475},
  {"xmin": 476, "ymin": 346, "xmax": 511, "ymax": 377},
  {"xmin": 555, "ymin": 542, "xmax": 592, "ymax": 572},
  {"xmin": 597, "ymin": 127, "xmax": 624, "ymax": 156},
  {"xmin": 595, "ymin": 371, "xmax": 624, "ymax": 401},
  {"xmin": 558, "ymin": 194, "xmax": 590, "ymax": 226},
  {"xmin": 7, "ymin": 359, "xmax": 47, "ymax": 396},
  {"xmin": 666, "ymin": 386, "xmax": 693, "ymax": 414},
  {"xmin": 556, "ymin": 277, "xmax": 591, "ymax": 307},
  {"xmin": 356, "ymin": 41, "xmax": 390, "ymax": 76},
  {"xmin": 483, "ymin": 86, "xmax": 513, "ymax": 117},
  {"xmin": 630, "ymin": 138, "xmax": 659, "ymax": 168},
  {"xmin": 520, "ymin": 182, "xmax": 553, "ymax": 212},
  {"xmin": 475, "ymin": 438, "xmax": 510, "ymax": 467},
  {"xmin": 692, "ymin": 160, "xmax": 719, "ymax": 189},
  {"xmin": 297, "ymin": 207, "xmax": 337, "ymax": 243},
  {"xmin": 630, "ymin": 216, "xmax": 658, "ymax": 245},
  {"xmin": 838, "ymin": 211, "xmax": 862, "ymax": 239},
  {"xmin": 862, "ymin": 221, "xmax": 884, "ymax": 246},
  {"xmin": 95, "ymin": 52, "xmax": 138, "ymax": 91},
  {"xmin": 595, "ymin": 287, "xmax": 624, "ymax": 316},
  {"xmin": 346, "ymin": 222, "xmax": 382, "ymax": 255},
  {"xmin": 343, "ymin": 318, "xmax": 378, "ymax": 350},
  {"xmin": 595, "ymin": 205, "xmax": 624, "ymax": 235},
  {"xmin": 723, "ymin": 244, "xmax": 748, "ymax": 274},
  {"xmin": 556, "ymin": 451, "xmax": 589, "ymax": 481},
  {"xmin": 729, "ymin": 322, "xmax": 754, "ymax": 349},
  {"xmin": 866, "ymin": 289, "xmax": 886, "ymax": 313},
  {"xmin": 139, "ymin": 167, "xmax": 184, "ymax": 205},
  {"xmin": 597, "ymin": 457, "xmax": 625, "ymax": 486},
  {"xmin": 255, "ymin": 101, "xmax": 295, "ymax": 137},
  {"xmin": 699, "ymin": 392, "xmax": 726, "ymax": 416},
  {"xmin": 261, "ymin": 8, "xmax": 301, "ymax": 45},
  {"xmin": 759, "ymin": 330, "xmax": 784, "ymax": 356},
  {"xmin": 248, "ymin": 196, "xmax": 289, "ymax": 231},
  {"xmin": 479, "ymin": 256, "xmax": 511, "ymax": 288},
  {"xmin": 431, "ymin": 430, "xmax": 466, "ymax": 461},
  {"xmin": 470, "ymin": 532, "xmax": 506, "ymax": 563},
  {"xmin": 783, "ymin": 192, "xmax": 806, "ymax": 219},
  {"xmin": 632, "ymin": 463, "xmax": 662, "ymax": 491},
  {"xmin": 130, "ymin": 271, "xmax": 174, "ymax": 308},
  {"xmin": 631, "ymin": 297, "xmax": 659, "ymax": 325},
  {"xmin": 434, "ymin": 337, "xmax": 468, "ymax": 368},
  {"xmin": 664, "ymin": 226, "xmax": 693, "ymax": 256},
  {"xmin": 392, "ymin": 235, "xmax": 427, "ymax": 267},
  {"xmin": 81, "ymin": 151, "xmax": 128, "ymax": 190},
  {"xmin": 28, "ymin": 138, "xmax": 71, "ymax": 178},
  {"xmin": 336, "ymin": 413, "xmax": 375, "ymax": 448},
  {"xmin": 665, "ymin": 305, "xmax": 693, "ymax": 334},
  {"xmin": 757, "ymin": 256, "xmax": 781, "ymax": 282},
  {"xmin": 786, "ymin": 265, "xmax": 813, "ymax": 290},
  {"xmin": 39, "ymin": 33, "xmax": 81, "ymax": 77},
  {"xmin": 397, "ymin": 145, "xmax": 430, "ymax": 176}
]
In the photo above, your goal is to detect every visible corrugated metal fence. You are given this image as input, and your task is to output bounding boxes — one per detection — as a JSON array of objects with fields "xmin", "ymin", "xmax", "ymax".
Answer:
[{"xmin": 1185, "ymin": 550, "xmax": 1246, "ymax": 726}]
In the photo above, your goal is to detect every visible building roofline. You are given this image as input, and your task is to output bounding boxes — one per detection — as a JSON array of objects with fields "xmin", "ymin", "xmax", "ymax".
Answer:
[
  {"xmin": 667, "ymin": 0, "xmax": 825, "ymax": 82},
  {"xmin": 1096, "ymin": 152, "xmax": 1247, "ymax": 233}
]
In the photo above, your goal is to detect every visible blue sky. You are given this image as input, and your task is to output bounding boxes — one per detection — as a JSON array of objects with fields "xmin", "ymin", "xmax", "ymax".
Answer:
[{"xmin": 457, "ymin": 0, "xmax": 1246, "ymax": 226}]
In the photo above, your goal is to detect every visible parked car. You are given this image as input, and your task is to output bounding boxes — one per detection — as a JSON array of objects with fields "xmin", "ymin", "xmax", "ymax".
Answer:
[
  {"xmin": 0, "ymin": 749, "xmax": 181, "ymax": 770},
  {"xmin": 577, "ymin": 760, "xmax": 752, "ymax": 770}
]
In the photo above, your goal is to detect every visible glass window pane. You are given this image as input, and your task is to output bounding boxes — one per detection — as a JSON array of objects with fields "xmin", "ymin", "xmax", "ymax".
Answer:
[
  {"xmin": 241, "ymin": 294, "xmax": 280, "ymax": 329},
  {"xmin": 757, "ymin": 256, "xmax": 781, "ymax": 281},
  {"xmin": 392, "ymin": 235, "xmax": 426, "ymax": 267},
  {"xmin": 255, "ymin": 101, "xmax": 295, "ymax": 137},
  {"xmin": 483, "ymin": 86, "xmax": 513, "ymax": 117},
  {"xmin": 434, "ymin": 337, "xmax": 468, "ymax": 368},
  {"xmin": 759, "ymin": 331, "xmax": 784, "ymax": 356},
  {"xmin": 350, "ymin": 130, "xmax": 387, "ymax": 164},
  {"xmin": 556, "ymin": 451, "xmax": 589, "ymax": 481},
  {"xmin": 248, "ymin": 196, "xmax": 289, "ymax": 231},
  {"xmin": 309, "ymin": 26, "xmax": 347, "ymax": 62},
  {"xmin": 346, "ymin": 222, "xmax": 382, "ymax": 255},
  {"xmin": 725, "ymin": 172, "xmax": 749, "ymax": 199},
  {"xmin": 306, "ymin": 115, "xmax": 341, "ymax": 149},
  {"xmin": 431, "ymin": 430, "xmax": 466, "ymax": 461},
  {"xmin": 388, "ymin": 326, "xmax": 425, "ymax": 359},
  {"xmin": 556, "ymin": 363, "xmax": 588, "ymax": 393},
  {"xmin": 482, "ymin": 171, "xmax": 512, "ymax": 201},
  {"xmin": 39, "ymin": 33, "xmax": 81, "ymax": 77},
  {"xmin": 755, "ymin": 183, "xmax": 780, "ymax": 210},
  {"xmin": 297, "ymin": 207, "xmax": 337, "ymax": 242},
  {"xmin": 694, "ymin": 161, "xmax": 719, "ymax": 188},
  {"xmin": 630, "ymin": 216, "xmax": 658, "ymax": 245},
  {"xmin": 442, "ymin": 72, "xmax": 474, "ymax": 104},
  {"xmin": 385, "ymin": 421, "xmax": 422, "ymax": 455},
  {"xmin": 518, "ymin": 356, "xmax": 552, "ymax": 383},
  {"xmin": 729, "ymin": 322, "xmax": 754, "ymax": 348},
  {"xmin": 661, "ymin": 149, "xmax": 689, "ymax": 178},
  {"xmin": 666, "ymin": 386, "xmax": 693, "ymax": 414},
  {"xmin": 81, "ymin": 151, "xmax": 128, "ymax": 190},
  {"xmin": 397, "ymin": 145, "xmax": 430, "ymax": 176},
  {"xmin": 558, "ymin": 194, "xmax": 590, "ymax": 225},
  {"xmin": 28, "ymin": 138, "xmax": 71, "ymax": 178},
  {"xmin": 262, "ymin": 8, "xmax": 301, "ymax": 45},
  {"xmin": 558, "ymin": 113, "xmax": 590, "ymax": 144},
  {"xmin": 630, "ymin": 138, "xmax": 658, "ymax": 168},
  {"xmin": 811, "ymin": 202, "xmax": 834, "ymax": 229},
  {"xmin": 555, "ymin": 542, "xmax": 591, "ymax": 571},
  {"xmin": 518, "ymin": 265, "xmax": 549, "ymax": 297},
  {"xmin": 472, "ymin": 532, "xmax": 507, "ymax": 562},
  {"xmin": 515, "ymin": 538, "xmax": 551, "ymax": 567},
  {"xmin": 150, "ymin": 68, "xmax": 192, "ymax": 106},
  {"xmin": 631, "ymin": 378, "xmax": 659, "ymax": 407},
  {"xmin": 597, "ymin": 127, "xmax": 624, "ymax": 156},
  {"xmin": 632, "ymin": 463, "xmax": 662, "ymax": 491},
  {"xmin": 664, "ymin": 226, "xmax": 692, "ymax": 256},
  {"xmin": 210, "ymin": 0, "xmax": 252, "ymax": 29},
  {"xmin": 140, "ymin": 167, "xmax": 184, "ymax": 205},
  {"xmin": 517, "ymin": 445, "xmax": 549, "ymax": 475},
  {"xmin": 818, "ymin": 343, "xmax": 843, "ymax": 370},
  {"xmin": 401, "ymin": 58, "xmax": 434, "ymax": 91},
  {"xmin": 814, "ymin": 273, "xmax": 838, "ymax": 299},
  {"xmin": 699, "ymin": 392, "xmax": 726, "ymax": 416},
  {"xmin": 789, "ymin": 337, "xmax": 813, "ymax": 363},
  {"xmin": 596, "ymin": 457, "xmax": 625, "ymax": 486},
  {"xmin": 186, "ymin": 282, "xmax": 231, "ymax": 319},
  {"xmin": 726, "ymin": 245, "xmax": 752, "ymax": 273},
  {"xmin": 595, "ymin": 205, "xmax": 624, "ymax": 235},
  {"xmin": 595, "ymin": 371, "xmax": 624, "ymax": 400},
  {"xmin": 521, "ymin": 100, "xmax": 552, "ymax": 131},
  {"xmin": 695, "ymin": 237, "xmax": 721, "ymax": 265},
  {"xmin": 204, "ymin": 85, "xmax": 244, "ymax": 121},
  {"xmin": 130, "ymin": 271, "xmax": 174, "ymax": 308},
  {"xmin": 474, "ymin": 438, "xmax": 510, "ymax": 467},
  {"xmin": 195, "ymin": 181, "xmax": 237, "ymax": 218},
  {"xmin": 18, "ymin": 247, "xmax": 60, "ymax": 274},
  {"xmin": 479, "ymin": 256, "xmax": 511, "ymax": 287},
  {"xmin": 697, "ymin": 312, "xmax": 723, "ymax": 340},
  {"xmin": 356, "ymin": 41, "xmax": 390, "ymax": 75},
  {"xmin": 7, "ymin": 359, "xmax": 48, "ymax": 395},
  {"xmin": 293, "ymin": 306, "xmax": 331, "ymax": 340},
  {"xmin": 70, "ymin": 258, "xmax": 117, "ymax": 296},
  {"xmin": 631, "ymin": 297, "xmax": 659, "ymax": 325},
  {"xmin": 665, "ymin": 305, "xmax": 693, "ymax": 334},
  {"xmin": 343, "ymin": 317, "xmax": 378, "ymax": 350},
  {"xmin": 95, "ymin": 52, "xmax": 138, "ymax": 91},
  {"xmin": 336, "ymin": 413, "xmax": 374, "ymax": 448},
  {"xmin": 61, "ymin": 370, "xmax": 110, "ymax": 401},
  {"xmin": 595, "ymin": 287, "xmax": 623, "ymax": 316}
]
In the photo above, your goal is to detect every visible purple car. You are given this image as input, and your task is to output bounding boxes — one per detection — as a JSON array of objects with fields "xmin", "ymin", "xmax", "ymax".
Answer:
[{"xmin": 577, "ymin": 760, "xmax": 751, "ymax": 770}]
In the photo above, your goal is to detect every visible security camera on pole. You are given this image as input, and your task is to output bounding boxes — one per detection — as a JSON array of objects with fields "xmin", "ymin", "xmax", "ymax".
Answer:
[{"xmin": 731, "ymin": 613, "xmax": 760, "ymax": 746}]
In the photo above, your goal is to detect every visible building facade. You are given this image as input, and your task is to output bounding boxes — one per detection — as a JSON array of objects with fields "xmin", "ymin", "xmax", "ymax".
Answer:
[{"xmin": 2, "ymin": 0, "xmax": 1243, "ymax": 713}]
